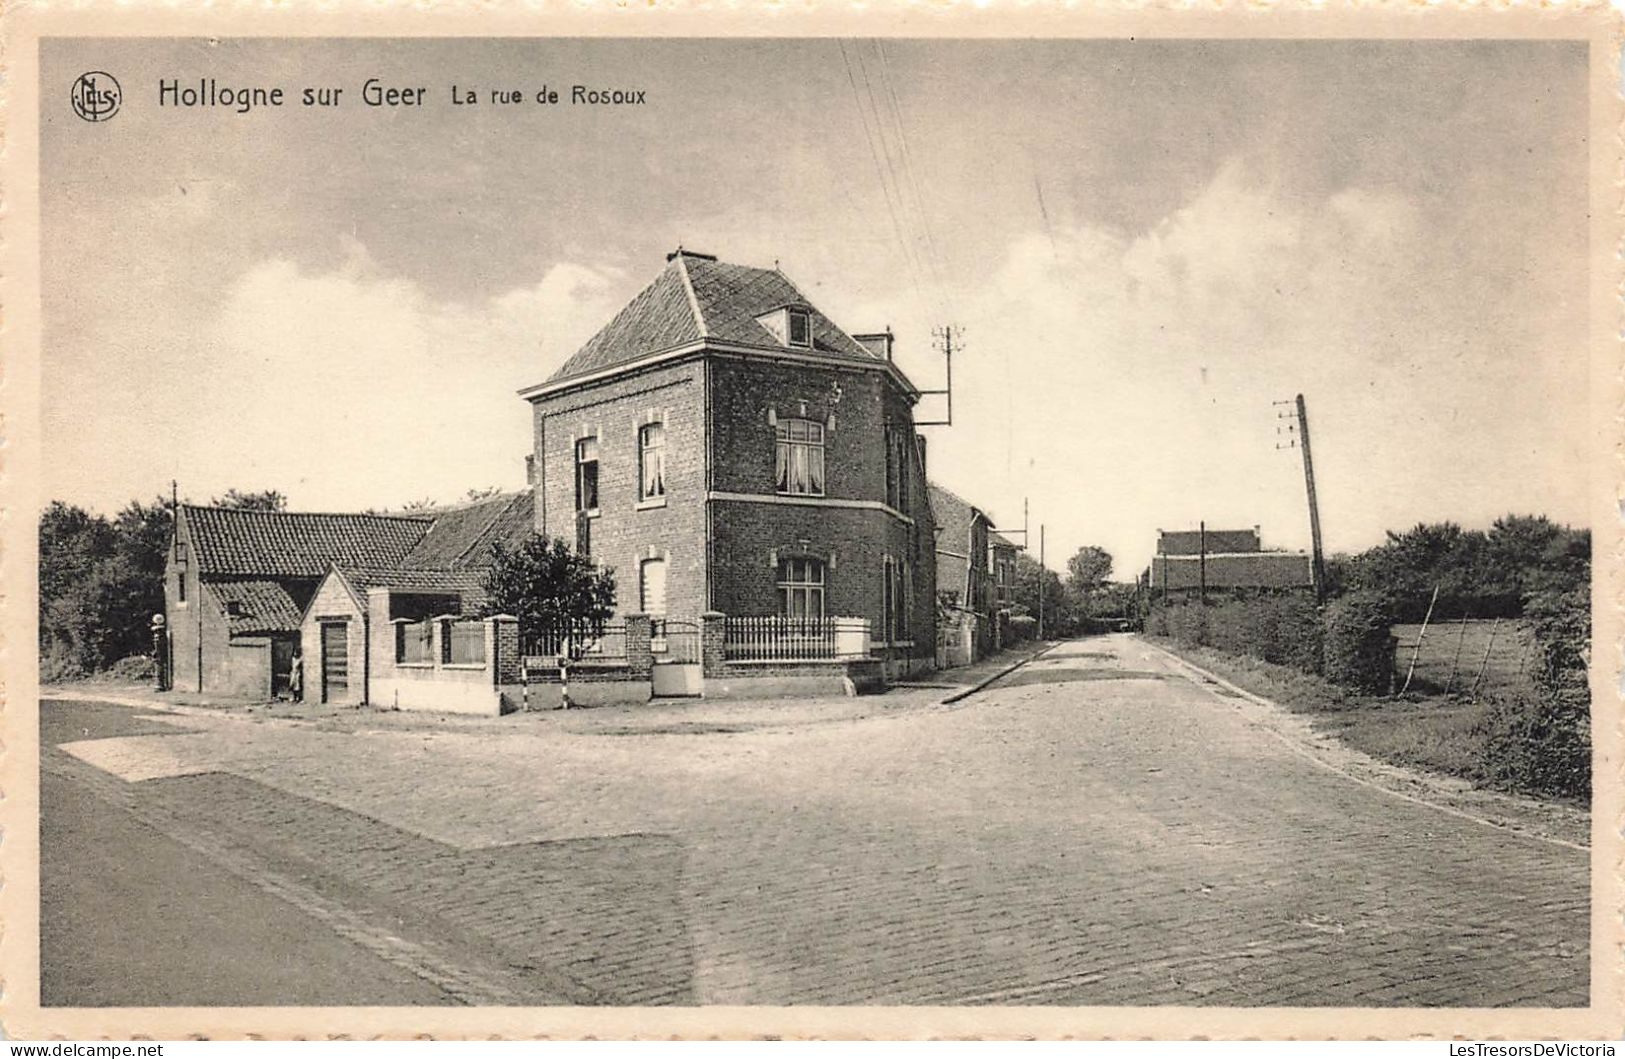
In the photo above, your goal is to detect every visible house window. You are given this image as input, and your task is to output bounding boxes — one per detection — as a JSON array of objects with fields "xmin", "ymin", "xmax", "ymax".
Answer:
[
  {"xmin": 396, "ymin": 620, "xmax": 433, "ymax": 664},
  {"xmin": 639, "ymin": 422, "xmax": 666, "ymax": 501},
  {"xmin": 787, "ymin": 308, "xmax": 812, "ymax": 348},
  {"xmin": 885, "ymin": 428, "xmax": 911, "ymax": 510},
  {"xmin": 225, "ymin": 601, "xmax": 243, "ymax": 617},
  {"xmin": 882, "ymin": 557, "xmax": 910, "ymax": 644},
  {"xmin": 575, "ymin": 436, "xmax": 599, "ymax": 513},
  {"xmin": 775, "ymin": 418, "xmax": 825, "ymax": 496},
  {"xmin": 640, "ymin": 557, "xmax": 668, "ymax": 648},
  {"xmin": 176, "ymin": 572, "xmax": 186, "ymax": 603},
  {"xmin": 778, "ymin": 557, "xmax": 825, "ymax": 622}
]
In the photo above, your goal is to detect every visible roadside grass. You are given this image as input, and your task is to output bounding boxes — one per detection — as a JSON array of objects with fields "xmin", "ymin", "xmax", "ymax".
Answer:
[{"xmin": 1151, "ymin": 639, "xmax": 1498, "ymax": 791}]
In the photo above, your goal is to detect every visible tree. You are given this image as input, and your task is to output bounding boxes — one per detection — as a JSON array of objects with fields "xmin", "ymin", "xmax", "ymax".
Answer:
[
  {"xmin": 212, "ymin": 488, "xmax": 287, "ymax": 511},
  {"xmin": 1065, "ymin": 546, "xmax": 1113, "ymax": 592},
  {"xmin": 481, "ymin": 536, "xmax": 616, "ymax": 642}
]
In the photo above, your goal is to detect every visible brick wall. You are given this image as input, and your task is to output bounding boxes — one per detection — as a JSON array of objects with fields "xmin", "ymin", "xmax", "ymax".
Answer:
[
  {"xmin": 301, "ymin": 574, "xmax": 367, "ymax": 706},
  {"xmin": 530, "ymin": 359, "xmax": 707, "ymax": 623}
]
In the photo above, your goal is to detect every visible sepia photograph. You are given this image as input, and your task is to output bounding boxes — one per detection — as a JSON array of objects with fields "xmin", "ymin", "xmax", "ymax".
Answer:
[{"xmin": 4, "ymin": 16, "xmax": 1618, "ymax": 1041}]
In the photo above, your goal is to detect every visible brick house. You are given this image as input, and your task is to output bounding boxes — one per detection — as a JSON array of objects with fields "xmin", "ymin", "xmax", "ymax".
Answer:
[
  {"xmin": 164, "ymin": 491, "xmax": 533, "ymax": 698},
  {"xmin": 1148, "ymin": 526, "xmax": 1315, "ymax": 595},
  {"xmin": 519, "ymin": 249, "xmax": 937, "ymax": 677},
  {"xmin": 929, "ymin": 483, "xmax": 997, "ymax": 666}
]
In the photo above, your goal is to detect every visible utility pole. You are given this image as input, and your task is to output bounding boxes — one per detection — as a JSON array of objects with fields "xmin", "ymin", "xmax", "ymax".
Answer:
[
  {"xmin": 1296, "ymin": 394, "xmax": 1327, "ymax": 602},
  {"xmin": 1275, "ymin": 394, "xmax": 1327, "ymax": 603},
  {"xmin": 1037, "ymin": 523, "xmax": 1046, "ymax": 641},
  {"xmin": 1199, "ymin": 520, "xmax": 1208, "ymax": 606},
  {"xmin": 915, "ymin": 326, "xmax": 958, "ymax": 427}
]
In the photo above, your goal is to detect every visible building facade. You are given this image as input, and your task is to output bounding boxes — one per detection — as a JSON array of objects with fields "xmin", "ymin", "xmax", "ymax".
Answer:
[
  {"xmin": 522, "ymin": 250, "xmax": 937, "ymax": 676},
  {"xmin": 1148, "ymin": 525, "xmax": 1315, "ymax": 595},
  {"xmin": 164, "ymin": 492, "xmax": 533, "ymax": 698}
]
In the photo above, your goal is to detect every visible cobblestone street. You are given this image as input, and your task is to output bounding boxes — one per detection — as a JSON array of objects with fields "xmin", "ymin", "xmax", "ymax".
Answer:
[{"xmin": 42, "ymin": 636, "xmax": 1590, "ymax": 1007}]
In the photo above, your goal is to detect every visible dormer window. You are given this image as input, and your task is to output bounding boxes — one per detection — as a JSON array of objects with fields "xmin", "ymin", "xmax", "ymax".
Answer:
[
  {"xmin": 787, "ymin": 308, "xmax": 811, "ymax": 348},
  {"xmin": 225, "ymin": 601, "xmax": 243, "ymax": 617},
  {"xmin": 756, "ymin": 306, "xmax": 814, "ymax": 349}
]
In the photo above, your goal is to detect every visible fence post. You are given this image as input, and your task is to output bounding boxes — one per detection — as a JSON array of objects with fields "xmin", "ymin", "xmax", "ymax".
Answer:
[
  {"xmin": 1443, "ymin": 614, "xmax": 1470, "ymax": 696},
  {"xmin": 625, "ymin": 613, "xmax": 654, "ymax": 682},
  {"xmin": 1400, "ymin": 585, "xmax": 1439, "ymax": 695},
  {"xmin": 1469, "ymin": 617, "xmax": 1502, "ymax": 704},
  {"xmin": 701, "ymin": 612, "xmax": 727, "ymax": 677},
  {"xmin": 491, "ymin": 615, "xmax": 520, "ymax": 687}
]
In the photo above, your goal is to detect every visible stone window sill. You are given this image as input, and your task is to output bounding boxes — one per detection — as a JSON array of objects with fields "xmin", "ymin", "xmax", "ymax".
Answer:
[
  {"xmin": 635, "ymin": 496, "xmax": 668, "ymax": 511},
  {"xmin": 443, "ymin": 663, "xmax": 488, "ymax": 671},
  {"xmin": 396, "ymin": 661, "xmax": 435, "ymax": 669}
]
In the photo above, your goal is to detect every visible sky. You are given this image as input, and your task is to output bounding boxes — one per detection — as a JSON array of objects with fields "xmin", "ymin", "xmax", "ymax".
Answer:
[{"xmin": 40, "ymin": 38, "xmax": 1591, "ymax": 577}]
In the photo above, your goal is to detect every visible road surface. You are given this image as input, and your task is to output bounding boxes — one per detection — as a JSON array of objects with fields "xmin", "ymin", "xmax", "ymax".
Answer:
[{"xmin": 40, "ymin": 636, "xmax": 1588, "ymax": 1006}]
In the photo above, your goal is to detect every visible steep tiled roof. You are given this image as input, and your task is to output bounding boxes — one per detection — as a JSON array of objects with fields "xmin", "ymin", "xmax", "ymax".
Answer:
[
  {"xmin": 928, "ymin": 484, "xmax": 980, "ymax": 553},
  {"xmin": 402, "ymin": 491, "xmax": 535, "ymax": 570},
  {"xmin": 988, "ymin": 531, "xmax": 1021, "ymax": 554},
  {"xmin": 1158, "ymin": 528, "xmax": 1261, "ymax": 556},
  {"xmin": 1151, "ymin": 552, "xmax": 1314, "ymax": 590},
  {"xmin": 543, "ymin": 252, "xmax": 879, "ymax": 386},
  {"xmin": 333, "ymin": 566, "xmax": 492, "ymax": 612},
  {"xmin": 183, "ymin": 506, "xmax": 430, "ymax": 578},
  {"xmin": 205, "ymin": 580, "xmax": 305, "ymax": 634}
]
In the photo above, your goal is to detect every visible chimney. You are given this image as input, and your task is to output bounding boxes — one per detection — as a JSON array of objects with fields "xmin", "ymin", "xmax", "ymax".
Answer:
[
  {"xmin": 854, "ymin": 328, "xmax": 894, "ymax": 361},
  {"xmin": 915, "ymin": 433, "xmax": 927, "ymax": 481},
  {"xmin": 525, "ymin": 454, "xmax": 538, "ymax": 486}
]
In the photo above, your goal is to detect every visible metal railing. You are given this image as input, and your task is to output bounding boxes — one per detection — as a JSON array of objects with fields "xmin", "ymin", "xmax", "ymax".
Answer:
[
  {"xmin": 724, "ymin": 616, "xmax": 836, "ymax": 661},
  {"xmin": 521, "ymin": 623, "xmax": 626, "ymax": 663}
]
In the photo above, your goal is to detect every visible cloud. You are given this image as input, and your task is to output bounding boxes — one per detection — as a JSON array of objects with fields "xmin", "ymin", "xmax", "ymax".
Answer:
[
  {"xmin": 913, "ymin": 158, "xmax": 1580, "ymax": 576},
  {"xmin": 180, "ymin": 243, "xmax": 624, "ymax": 510}
]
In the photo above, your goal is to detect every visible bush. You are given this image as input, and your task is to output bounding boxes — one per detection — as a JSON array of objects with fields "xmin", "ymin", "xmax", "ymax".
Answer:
[
  {"xmin": 107, "ymin": 654, "xmax": 156, "ymax": 681},
  {"xmin": 1477, "ymin": 582, "xmax": 1590, "ymax": 800},
  {"xmin": 1008, "ymin": 615, "xmax": 1038, "ymax": 643},
  {"xmin": 1149, "ymin": 596, "xmax": 1323, "ymax": 673},
  {"xmin": 1322, "ymin": 590, "xmax": 1396, "ymax": 694},
  {"xmin": 40, "ymin": 645, "xmax": 86, "ymax": 684}
]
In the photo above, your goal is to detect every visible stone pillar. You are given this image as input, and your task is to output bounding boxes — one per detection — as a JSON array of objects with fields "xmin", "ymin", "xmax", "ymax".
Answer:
[
  {"xmin": 624, "ymin": 613, "xmax": 653, "ymax": 682},
  {"xmin": 833, "ymin": 616, "xmax": 871, "ymax": 659},
  {"xmin": 701, "ymin": 611, "xmax": 727, "ymax": 677},
  {"xmin": 492, "ymin": 615, "xmax": 520, "ymax": 685}
]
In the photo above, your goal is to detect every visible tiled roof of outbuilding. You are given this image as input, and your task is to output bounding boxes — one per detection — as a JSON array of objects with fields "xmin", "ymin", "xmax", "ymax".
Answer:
[
  {"xmin": 183, "ymin": 506, "xmax": 430, "ymax": 578},
  {"xmin": 332, "ymin": 566, "xmax": 492, "ymax": 612},
  {"xmin": 1151, "ymin": 552, "xmax": 1314, "ymax": 590},
  {"xmin": 1158, "ymin": 528, "xmax": 1261, "ymax": 556},
  {"xmin": 205, "ymin": 580, "xmax": 305, "ymax": 634},
  {"xmin": 543, "ymin": 252, "xmax": 878, "ymax": 386},
  {"xmin": 401, "ymin": 491, "xmax": 535, "ymax": 570}
]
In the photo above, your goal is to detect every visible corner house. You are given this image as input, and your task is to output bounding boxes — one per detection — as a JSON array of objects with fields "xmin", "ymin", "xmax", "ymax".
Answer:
[{"xmin": 520, "ymin": 249, "xmax": 938, "ymax": 679}]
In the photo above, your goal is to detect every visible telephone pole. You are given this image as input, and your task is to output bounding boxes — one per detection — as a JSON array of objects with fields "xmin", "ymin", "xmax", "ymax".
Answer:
[
  {"xmin": 915, "ymin": 326, "xmax": 958, "ymax": 427},
  {"xmin": 1296, "ymin": 394, "xmax": 1326, "ymax": 602},
  {"xmin": 1276, "ymin": 394, "xmax": 1327, "ymax": 603},
  {"xmin": 1037, "ymin": 523, "xmax": 1046, "ymax": 640}
]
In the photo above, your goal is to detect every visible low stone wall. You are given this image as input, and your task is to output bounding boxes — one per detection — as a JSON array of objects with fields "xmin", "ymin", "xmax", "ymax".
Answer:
[
  {"xmin": 704, "ymin": 657, "xmax": 886, "ymax": 699},
  {"xmin": 373, "ymin": 672, "xmax": 506, "ymax": 716}
]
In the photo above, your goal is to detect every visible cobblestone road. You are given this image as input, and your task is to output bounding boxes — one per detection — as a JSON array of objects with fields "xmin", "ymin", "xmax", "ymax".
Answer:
[{"xmin": 43, "ymin": 636, "xmax": 1589, "ymax": 1006}]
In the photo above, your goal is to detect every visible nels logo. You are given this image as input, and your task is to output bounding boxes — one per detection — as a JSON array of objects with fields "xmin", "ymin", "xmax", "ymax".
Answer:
[{"xmin": 71, "ymin": 72, "xmax": 122, "ymax": 122}]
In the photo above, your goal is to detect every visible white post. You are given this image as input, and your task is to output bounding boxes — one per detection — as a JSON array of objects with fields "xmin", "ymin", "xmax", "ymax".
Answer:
[{"xmin": 834, "ymin": 616, "xmax": 870, "ymax": 659}]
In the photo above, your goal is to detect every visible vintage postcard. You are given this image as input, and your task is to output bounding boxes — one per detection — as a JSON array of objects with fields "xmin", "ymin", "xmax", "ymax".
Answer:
[{"xmin": 1, "ymin": 4, "xmax": 1620, "ymax": 1041}]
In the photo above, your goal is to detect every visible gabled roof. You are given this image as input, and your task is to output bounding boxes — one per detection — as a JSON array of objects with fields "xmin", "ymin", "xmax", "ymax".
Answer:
[
  {"xmin": 401, "ymin": 491, "xmax": 535, "ymax": 570},
  {"xmin": 1150, "ymin": 552, "xmax": 1314, "ymax": 590},
  {"xmin": 182, "ymin": 505, "xmax": 431, "ymax": 578},
  {"xmin": 205, "ymin": 580, "xmax": 305, "ymax": 634},
  {"xmin": 329, "ymin": 565, "xmax": 492, "ymax": 613},
  {"xmin": 542, "ymin": 251, "xmax": 879, "ymax": 387},
  {"xmin": 988, "ymin": 531, "xmax": 1021, "ymax": 554},
  {"xmin": 1158, "ymin": 528, "xmax": 1261, "ymax": 556},
  {"xmin": 928, "ymin": 483, "xmax": 992, "ymax": 552}
]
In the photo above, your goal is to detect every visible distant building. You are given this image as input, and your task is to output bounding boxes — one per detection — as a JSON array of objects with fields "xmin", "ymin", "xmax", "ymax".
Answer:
[
  {"xmin": 164, "ymin": 491, "xmax": 533, "ymax": 699},
  {"xmin": 929, "ymin": 484, "xmax": 995, "ymax": 667},
  {"xmin": 1148, "ymin": 525, "xmax": 1314, "ymax": 595}
]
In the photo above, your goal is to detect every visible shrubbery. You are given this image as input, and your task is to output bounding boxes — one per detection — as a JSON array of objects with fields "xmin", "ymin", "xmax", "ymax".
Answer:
[
  {"xmin": 1149, "ymin": 595, "xmax": 1324, "ymax": 674},
  {"xmin": 1477, "ymin": 583, "xmax": 1591, "ymax": 800},
  {"xmin": 1007, "ymin": 615, "xmax": 1038, "ymax": 643},
  {"xmin": 1321, "ymin": 591, "xmax": 1396, "ymax": 694}
]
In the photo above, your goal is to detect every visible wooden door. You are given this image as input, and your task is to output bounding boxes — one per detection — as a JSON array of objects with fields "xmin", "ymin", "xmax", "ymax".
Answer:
[{"xmin": 321, "ymin": 622, "xmax": 349, "ymax": 703}]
